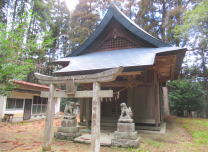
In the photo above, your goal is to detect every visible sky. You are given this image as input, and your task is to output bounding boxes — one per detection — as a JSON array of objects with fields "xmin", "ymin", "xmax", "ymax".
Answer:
[{"xmin": 63, "ymin": 0, "xmax": 79, "ymax": 12}]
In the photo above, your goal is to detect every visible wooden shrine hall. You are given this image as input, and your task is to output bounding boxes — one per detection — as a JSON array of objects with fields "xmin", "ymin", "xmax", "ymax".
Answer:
[
  {"xmin": 34, "ymin": 4, "xmax": 186, "ymax": 152},
  {"xmin": 54, "ymin": 5, "xmax": 186, "ymax": 129}
]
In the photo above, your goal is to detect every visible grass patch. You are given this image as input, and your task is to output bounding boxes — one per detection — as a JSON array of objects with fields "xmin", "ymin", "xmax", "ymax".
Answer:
[
  {"xmin": 146, "ymin": 139, "xmax": 165, "ymax": 148},
  {"xmin": 192, "ymin": 131, "xmax": 208, "ymax": 144},
  {"xmin": 179, "ymin": 118, "xmax": 208, "ymax": 144}
]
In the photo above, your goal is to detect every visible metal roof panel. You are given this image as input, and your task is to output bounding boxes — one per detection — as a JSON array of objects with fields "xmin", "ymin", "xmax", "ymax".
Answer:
[{"xmin": 55, "ymin": 47, "xmax": 184, "ymax": 73}]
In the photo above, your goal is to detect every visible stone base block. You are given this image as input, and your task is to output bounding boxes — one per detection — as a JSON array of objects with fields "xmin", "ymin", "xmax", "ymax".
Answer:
[
  {"xmin": 61, "ymin": 119, "xmax": 77, "ymax": 127},
  {"xmin": 57, "ymin": 127, "xmax": 78, "ymax": 133},
  {"xmin": 112, "ymin": 137, "xmax": 140, "ymax": 148},
  {"xmin": 55, "ymin": 132, "xmax": 81, "ymax": 140},
  {"xmin": 117, "ymin": 123, "xmax": 135, "ymax": 132},
  {"xmin": 114, "ymin": 131, "xmax": 138, "ymax": 140}
]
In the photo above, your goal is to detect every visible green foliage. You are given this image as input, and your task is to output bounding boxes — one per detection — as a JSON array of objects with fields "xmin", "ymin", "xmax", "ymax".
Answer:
[
  {"xmin": 168, "ymin": 79, "xmax": 204, "ymax": 116},
  {"xmin": 0, "ymin": 23, "xmax": 34, "ymax": 95},
  {"xmin": 174, "ymin": 0, "xmax": 208, "ymax": 41},
  {"xmin": 145, "ymin": 139, "xmax": 164, "ymax": 148},
  {"xmin": 68, "ymin": 0, "xmax": 99, "ymax": 52},
  {"xmin": 136, "ymin": 0, "xmax": 192, "ymax": 45},
  {"xmin": 0, "ymin": 16, "xmax": 54, "ymax": 95},
  {"xmin": 174, "ymin": 0, "xmax": 208, "ymax": 117}
]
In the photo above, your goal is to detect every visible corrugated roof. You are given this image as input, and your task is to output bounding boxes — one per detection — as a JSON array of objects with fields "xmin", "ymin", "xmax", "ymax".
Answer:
[
  {"xmin": 69, "ymin": 4, "xmax": 170, "ymax": 56},
  {"xmin": 55, "ymin": 47, "xmax": 185, "ymax": 74}
]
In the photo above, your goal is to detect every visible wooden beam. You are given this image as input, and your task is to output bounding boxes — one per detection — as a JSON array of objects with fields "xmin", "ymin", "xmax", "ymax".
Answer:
[
  {"xmin": 101, "ymin": 81, "xmax": 153, "ymax": 88},
  {"xmin": 119, "ymin": 71, "xmax": 142, "ymax": 76},
  {"xmin": 42, "ymin": 83, "xmax": 55, "ymax": 151},
  {"xmin": 91, "ymin": 82, "xmax": 101, "ymax": 152},
  {"xmin": 170, "ymin": 56, "xmax": 177, "ymax": 80},
  {"xmin": 34, "ymin": 67, "xmax": 123, "ymax": 84},
  {"xmin": 41, "ymin": 90, "xmax": 113, "ymax": 98}
]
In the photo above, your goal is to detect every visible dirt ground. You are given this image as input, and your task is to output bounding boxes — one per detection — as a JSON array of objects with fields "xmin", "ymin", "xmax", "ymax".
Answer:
[{"xmin": 0, "ymin": 116, "xmax": 207, "ymax": 152}]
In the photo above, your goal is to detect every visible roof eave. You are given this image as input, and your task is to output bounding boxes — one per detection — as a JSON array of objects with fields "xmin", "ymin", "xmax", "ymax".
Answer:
[{"xmin": 70, "ymin": 5, "xmax": 170, "ymax": 57}]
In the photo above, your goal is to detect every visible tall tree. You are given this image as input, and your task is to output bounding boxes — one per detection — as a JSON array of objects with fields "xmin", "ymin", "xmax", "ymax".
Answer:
[
  {"xmin": 174, "ymin": 0, "xmax": 208, "ymax": 117},
  {"xmin": 135, "ymin": 0, "xmax": 197, "ymax": 45},
  {"xmin": 0, "ymin": 0, "xmax": 7, "ymax": 23},
  {"xmin": 68, "ymin": 0, "xmax": 99, "ymax": 52}
]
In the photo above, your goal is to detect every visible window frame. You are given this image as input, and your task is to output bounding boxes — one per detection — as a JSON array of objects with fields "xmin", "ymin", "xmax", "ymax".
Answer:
[
  {"xmin": 32, "ymin": 96, "xmax": 48, "ymax": 115},
  {"xmin": 6, "ymin": 98, "xmax": 24, "ymax": 110}
]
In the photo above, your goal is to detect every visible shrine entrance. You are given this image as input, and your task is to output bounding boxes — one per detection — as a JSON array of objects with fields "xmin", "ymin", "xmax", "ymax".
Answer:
[
  {"xmin": 101, "ymin": 89, "xmax": 128, "ymax": 129},
  {"xmin": 34, "ymin": 67, "xmax": 123, "ymax": 152}
]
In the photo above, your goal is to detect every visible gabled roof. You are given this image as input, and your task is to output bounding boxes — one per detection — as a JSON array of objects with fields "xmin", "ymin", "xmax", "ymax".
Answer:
[
  {"xmin": 56, "ymin": 47, "xmax": 185, "ymax": 74},
  {"xmin": 70, "ymin": 4, "xmax": 170, "ymax": 56}
]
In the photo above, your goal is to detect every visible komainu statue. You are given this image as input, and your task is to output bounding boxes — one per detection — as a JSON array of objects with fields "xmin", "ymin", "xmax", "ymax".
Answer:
[
  {"xmin": 112, "ymin": 102, "xmax": 139, "ymax": 147},
  {"xmin": 55, "ymin": 101, "xmax": 80, "ymax": 140},
  {"xmin": 64, "ymin": 102, "xmax": 76, "ymax": 119},
  {"xmin": 118, "ymin": 103, "xmax": 133, "ymax": 123}
]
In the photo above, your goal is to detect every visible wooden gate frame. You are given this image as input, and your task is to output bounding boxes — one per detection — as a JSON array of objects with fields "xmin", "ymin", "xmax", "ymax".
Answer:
[{"xmin": 34, "ymin": 67, "xmax": 123, "ymax": 152}]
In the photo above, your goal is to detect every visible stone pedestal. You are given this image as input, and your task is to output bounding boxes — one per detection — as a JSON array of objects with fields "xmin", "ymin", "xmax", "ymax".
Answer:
[
  {"xmin": 55, "ymin": 119, "xmax": 80, "ymax": 140},
  {"xmin": 112, "ymin": 122, "xmax": 140, "ymax": 148}
]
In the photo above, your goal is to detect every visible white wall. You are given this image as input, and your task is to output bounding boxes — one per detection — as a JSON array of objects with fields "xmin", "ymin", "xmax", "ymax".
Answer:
[
  {"xmin": 55, "ymin": 98, "xmax": 61, "ymax": 114},
  {"xmin": 0, "ymin": 96, "xmax": 24, "ymax": 122},
  {"xmin": 4, "ymin": 109, "xmax": 24, "ymax": 122},
  {"xmin": 0, "ymin": 96, "xmax": 7, "ymax": 120},
  {"xmin": 1, "ymin": 94, "xmax": 61, "ymax": 122}
]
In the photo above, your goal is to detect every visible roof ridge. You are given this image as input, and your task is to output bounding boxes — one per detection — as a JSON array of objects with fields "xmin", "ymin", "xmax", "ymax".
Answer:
[
  {"xmin": 69, "ymin": 4, "xmax": 170, "ymax": 57},
  {"xmin": 111, "ymin": 4, "xmax": 162, "ymax": 41}
]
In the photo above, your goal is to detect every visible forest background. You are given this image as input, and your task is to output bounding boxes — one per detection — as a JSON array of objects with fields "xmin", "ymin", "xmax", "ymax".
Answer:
[{"xmin": 0, "ymin": 0, "xmax": 207, "ymax": 117}]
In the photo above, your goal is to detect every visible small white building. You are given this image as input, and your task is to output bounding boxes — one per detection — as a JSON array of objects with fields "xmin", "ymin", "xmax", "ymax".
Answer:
[{"xmin": 0, "ymin": 80, "xmax": 61, "ymax": 122}]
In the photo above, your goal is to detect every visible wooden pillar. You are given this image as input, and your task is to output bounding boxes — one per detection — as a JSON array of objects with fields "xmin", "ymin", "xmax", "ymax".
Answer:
[
  {"xmin": 91, "ymin": 82, "xmax": 101, "ymax": 152},
  {"xmin": 154, "ymin": 71, "xmax": 160, "ymax": 127},
  {"xmin": 162, "ymin": 87, "xmax": 170, "ymax": 117},
  {"xmin": 79, "ymin": 99, "xmax": 84, "ymax": 122},
  {"xmin": 42, "ymin": 83, "xmax": 55, "ymax": 151},
  {"xmin": 86, "ymin": 98, "xmax": 91, "ymax": 128},
  {"xmin": 127, "ymin": 88, "xmax": 134, "ymax": 108}
]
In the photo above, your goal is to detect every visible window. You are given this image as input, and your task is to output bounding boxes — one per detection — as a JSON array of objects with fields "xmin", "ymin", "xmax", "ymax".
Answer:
[
  {"xmin": 6, "ymin": 98, "xmax": 24, "ymax": 110},
  {"xmin": 32, "ymin": 96, "xmax": 48, "ymax": 115}
]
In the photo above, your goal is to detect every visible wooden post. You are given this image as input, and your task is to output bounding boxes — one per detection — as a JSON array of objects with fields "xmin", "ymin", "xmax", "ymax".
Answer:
[
  {"xmin": 86, "ymin": 98, "xmax": 91, "ymax": 128},
  {"xmin": 127, "ymin": 88, "xmax": 134, "ymax": 108},
  {"xmin": 34, "ymin": 67, "xmax": 123, "ymax": 151},
  {"xmin": 91, "ymin": 82, "xmax": 101, "ymax": 152},
  {"xmin": 162, "ymin": 87, "xmax": 170, "ymax": 117},
  {"xmin": 79, "ymin": 99, "xmax": 84, "ymax": 122},
  {"xmin": 42, "ymin": 83, "xmax": 55, "ymax": 151},
  {"xmin": 153, "ymin": 70, "xmax": 160, "ymax": 127}
]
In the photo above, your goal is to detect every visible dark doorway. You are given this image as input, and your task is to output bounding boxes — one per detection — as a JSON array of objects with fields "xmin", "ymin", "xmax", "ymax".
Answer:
[
  {"xmin": 23, "ymin": 99, "xmax": 32, "ymax": 120},
  {"xmin": 101, "ymin": 89, "xmax": 127, "ymax": 119}
]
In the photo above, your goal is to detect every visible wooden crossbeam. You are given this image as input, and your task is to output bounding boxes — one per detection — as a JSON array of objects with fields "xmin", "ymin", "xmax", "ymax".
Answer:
[
  {"xmin": 34, "ymin": 67, "xmax": 123, "ymax": 152},
  {"xmin": 41, "ymin": 90, "xmax": 113, "ymax": 98},
  {"xmin": 34, "ymin": 67, "xmax": 123, "ymax": 84},
  {"xmin": 119, "ymin": 71, "xmax": 142, "ymax": 76},
  {"xmin": 102, "ymin": 81, "xmax": 153, "ymax": 87}
]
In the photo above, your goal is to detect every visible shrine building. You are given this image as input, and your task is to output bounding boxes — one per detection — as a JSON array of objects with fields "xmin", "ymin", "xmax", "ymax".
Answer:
[{"xmin": 54, "ymin": 5, "xmax": 186, "ymax": 130}]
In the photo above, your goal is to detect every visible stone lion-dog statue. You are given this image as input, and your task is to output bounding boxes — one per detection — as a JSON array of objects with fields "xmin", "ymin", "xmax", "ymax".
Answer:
[{"xmin": 118, "ymin": 102, "xmax": 133, "ymax": 123}]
